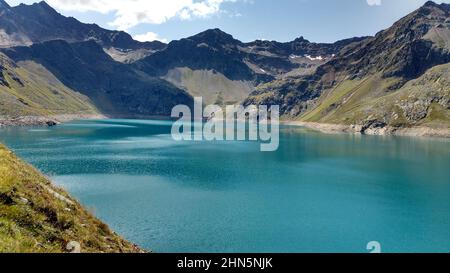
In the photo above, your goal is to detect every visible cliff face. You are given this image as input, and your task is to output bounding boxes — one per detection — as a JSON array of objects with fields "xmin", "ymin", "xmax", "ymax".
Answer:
[{"xmin": 0, "ymin": 144, "xmax": 145, "ymax": 253}]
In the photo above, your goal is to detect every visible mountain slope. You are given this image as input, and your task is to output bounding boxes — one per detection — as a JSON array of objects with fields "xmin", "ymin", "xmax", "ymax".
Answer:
[
  {"xmin": 246, "ymin": 1, "xmax": 450, "ymax": 132},
  {"xmin": 0, "ymin": 1, "xmax": 165, "ymax": 62},
  {"xmin": 301, "ymin": 63, "xmax": 450, "ymax": 128},
  {"xmin": 136, "ymin": 28, "xmax": 364, "ymax": 105},
  {"xmin": 0, "ymin": 144, "xmax": 144, "ymax": 253},
  {"xmin": 0, "ymin": 52, "xmax": 99, "ymax": 118},
  {"xmin": 1, "ymin": 40, "xmax": 193, "ymax": 117}
]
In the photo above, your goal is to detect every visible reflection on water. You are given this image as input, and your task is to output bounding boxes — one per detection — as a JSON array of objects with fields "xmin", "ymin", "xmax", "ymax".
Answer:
[{"xmin": 1, "ymin": 119, "xmax": 450, "ymax": 253}]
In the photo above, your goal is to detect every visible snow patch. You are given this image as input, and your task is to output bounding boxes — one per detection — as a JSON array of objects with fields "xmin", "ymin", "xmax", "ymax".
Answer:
[{"xmin": 305, "ymin": 55, "xmax": 324, "ymax": 61}]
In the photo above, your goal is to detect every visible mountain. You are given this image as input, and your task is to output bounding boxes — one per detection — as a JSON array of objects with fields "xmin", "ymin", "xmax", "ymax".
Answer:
[
  {"xmin": 1, "ymin": 1, "xmax": 362, "ymax": 110},
  {"xmin": 1, "ymin": 39, "xmax": 193, "ymax": 117},
  {"xmin": 136, "ymin": 28, "xmax": 365, "ymax": 105},
  {"xmin": 0, "ymin": 1, "xmax": 165, "ymax": 62},
  {"xmin": 245, "ymin": 1, "xmax": 450, "ymax": 133},
  {"xmin": 0, "ymin": 0, "xmax": 448, "ymax": 133}
]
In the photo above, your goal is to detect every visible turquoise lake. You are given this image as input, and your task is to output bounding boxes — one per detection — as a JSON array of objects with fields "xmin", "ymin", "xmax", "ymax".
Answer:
[{"xmin": 1, "ymin": 119, "xmax": 450, "ymax": 253}]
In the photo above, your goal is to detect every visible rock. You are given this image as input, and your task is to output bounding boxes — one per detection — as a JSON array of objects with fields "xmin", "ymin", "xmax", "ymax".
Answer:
[
  {"xmin": 19, "ymin": 197, "xmax": 29, "ymax": 204},
  {"xmin": 46, "ymin": 120, "xmax": 58, "ymax": 127},
  {"xmin": 350, "ymin": 124, "xmax": 363, "ymax": 133},
  {"xmin": 66, "ymin": 241, "xmax": 81, "ymax": 253},
  {"xmin": 399, "ymin": 100, "xmax": 430, "ymax": 122},
  {"xmin": 360, "ymin": 119, "xmax": 387, "ymax": 134},
  {"xmin": 42, "ymin": 185, "xmax": 75, "ymax": 205}
]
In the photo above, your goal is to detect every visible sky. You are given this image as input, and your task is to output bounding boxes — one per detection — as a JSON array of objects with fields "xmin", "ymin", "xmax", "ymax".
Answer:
[{"xmin": 5, "ymin": 0, "xmax": 450, "ymax": 43}]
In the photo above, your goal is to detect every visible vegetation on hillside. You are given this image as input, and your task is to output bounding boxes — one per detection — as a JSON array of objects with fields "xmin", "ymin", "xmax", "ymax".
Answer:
[
  {"xmin": 0, "ymin": 53, "xmax": 99, "ymax": 117},
  {"xmin": 0, "ymin": 144, "xmax": 144, "ymax": 253},
  {"xmin": 300, "ymin": 63, "xmax": 450, "ymax": 129}
]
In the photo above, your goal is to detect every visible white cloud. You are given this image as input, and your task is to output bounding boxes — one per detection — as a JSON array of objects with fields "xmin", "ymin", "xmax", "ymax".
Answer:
[
  {"xmin": 366, "ymin": 0, "xmax": 382, "ymax": 6},
  {"xmin": 134, "ymin": 32, "xmax": 168, "ymax": 43},
  {"xmin": 47, "ymin": 0, "xmax": 238, "ymax": 30}
]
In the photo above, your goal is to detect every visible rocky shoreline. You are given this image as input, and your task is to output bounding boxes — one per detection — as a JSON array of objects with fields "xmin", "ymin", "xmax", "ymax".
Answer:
[
  {"xmin": 0, "ymin": 114, "xmax": 107, "ymax": 127},
  {"xmin": 283, "ymin": 121, "xmax": 450, "ymax": 138},
  {"xmin": 2, "ymin": 115, "xmax": 449, "ymax": 139}
]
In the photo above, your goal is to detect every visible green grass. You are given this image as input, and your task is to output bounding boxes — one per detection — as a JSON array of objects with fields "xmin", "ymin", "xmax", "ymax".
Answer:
[
  {"xmin": 163, "ymin": 67, "xmax": 254, "ymax": 106},
  {"xmin": 0, "ymin": 144, "xmax": 144, "ymax": 253},
  {"xmin": 299, "ymin": 63, "xmax": 450, "ymax": 128},
  {"xmin": 299, "ymin": 78, "xmax": 363, "ymax": 122},
  {"xmin": 0, "ymin": 54, "xmax": 99, "ymax": 117}
]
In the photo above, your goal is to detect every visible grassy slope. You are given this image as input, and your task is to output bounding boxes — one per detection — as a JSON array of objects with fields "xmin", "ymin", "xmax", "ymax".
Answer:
[
  {"xmin": 0, "ymin": 144, "xmax": 143, "ymax": 253},
  {"xmin": 0, "ymin": 53, "xmax": 99, "ymax": 117},
  {"xmin": 300, "ymin": 63, "xmax": 450, "ymax": 128},
  {"xmin": 162, "ymin": 67, "xmax": 254, "ymax": 106}
]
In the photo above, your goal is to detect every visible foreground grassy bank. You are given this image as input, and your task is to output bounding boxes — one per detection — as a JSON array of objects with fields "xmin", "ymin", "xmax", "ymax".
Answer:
[{"xmin": 0, "ymin": 144, "xmax": 144, "ymax": 253}]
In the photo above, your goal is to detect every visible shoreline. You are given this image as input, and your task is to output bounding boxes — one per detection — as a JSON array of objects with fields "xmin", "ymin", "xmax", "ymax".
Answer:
[
  {"xmin": 2, "ymin": 115, "xmax": 450, "ymax": 139},
  {"xmin": 283, "ymin": 121, "xmax": 450, "ymax": 138},
  {"xmin": 0, "ymin": 114, "xmax": 107, "ymax": 127},
  {"xmin": 0, "ymin": 114, "xmax": 178, "ymax": 127}
]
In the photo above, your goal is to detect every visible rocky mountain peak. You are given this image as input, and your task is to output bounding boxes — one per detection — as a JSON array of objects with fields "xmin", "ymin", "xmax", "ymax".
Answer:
[
  {"xmin": 322, "ymin": 0, "xmax": 450, "ymax": 80},
  {"xmin": 0, "ymin": 1, "xmax": 164, "ymax": 55},
  {"xmin": 413, "ymin": 2, "xmax": 448, "ymax": 21},
  {"xmin": 424, "ymin": 0, "xmax": 439, "ymax": 7},
  {"xmin": 17, "ymin": 0, "xmax": 58, "ymax": 15},
  {"xmin": 36, "ymin": 1, "xmax": 54, "ymax": 10},
  {"xmin": 189, "ymin": 28, "xmax": 241, "ymax": 46},
  {"xmin": 422, "ymin": 0, "xmax": 448, "ymax": 9},
  {"xmin": 292, "ymin": 36, "xmax": 308, "ymax": 43}
]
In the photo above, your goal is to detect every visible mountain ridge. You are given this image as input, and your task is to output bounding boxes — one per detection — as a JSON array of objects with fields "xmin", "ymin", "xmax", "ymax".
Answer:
[
  {"xmin": 245, "ymin": 1, "xmax": 450, "ymax": 134},
  {"xmin": 134, "ymin": 28, "xmax": 367, "ymax": 104},
  {"xmin": 0, "ymin": 0, "xmax": 448, "ymax": 135},
  {"xmin": 0, "ymin": 0, "xmax": 166, "ymax": 63},
  {"xmin": 1, "ymin": 39, "xmax": 193, "ymax": 117}
]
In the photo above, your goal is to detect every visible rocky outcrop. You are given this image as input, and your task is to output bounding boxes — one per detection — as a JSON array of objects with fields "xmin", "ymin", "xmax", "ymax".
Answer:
[{"xmin": 287, "ymin": 121, "xmax": 450, "ymax": 138}]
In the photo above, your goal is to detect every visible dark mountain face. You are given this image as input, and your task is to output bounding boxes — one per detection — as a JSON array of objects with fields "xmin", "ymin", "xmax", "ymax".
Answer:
[
  {"xmin": 244, "ymin": 36, "xmax": 368, "ymax": 58},
  {"xmin": 1, "ymin": 40, "xmax": 192, "ymax": 116},
  {"xmin": 136, "ymin": 28, "xmax": 366, "ymax": 84},
  {"xmin": 0, "ymin": 1, "xmax": 165, "ymax": 53},
  {"xmin": 245, "ymin": 1, "xmax": 450, "ymax": 117},
  {"xmin": 135, "ymin": 29, "xmax": 273, "ymax": 83},
  {"xmin": 321, "ymin": 0, "xmax": 450, "ymax": 81}
]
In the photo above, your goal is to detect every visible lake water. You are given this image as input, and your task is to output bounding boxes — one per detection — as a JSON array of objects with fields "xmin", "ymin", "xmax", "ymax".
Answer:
[{"xmin": 1, "ymin": 119, "xmax": 450, "ymax": 253}]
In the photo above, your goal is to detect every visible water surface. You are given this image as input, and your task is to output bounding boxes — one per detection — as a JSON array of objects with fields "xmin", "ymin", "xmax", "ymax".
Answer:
[{"xmin": 1, "ymin": 119, "xmax": 449, "ymax": 253}]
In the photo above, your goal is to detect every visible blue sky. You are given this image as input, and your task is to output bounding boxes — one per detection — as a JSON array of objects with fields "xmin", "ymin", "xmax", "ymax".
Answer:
[{"xmin": 6, "ymin": 0, "xmax": 450, "ymax": 43}]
